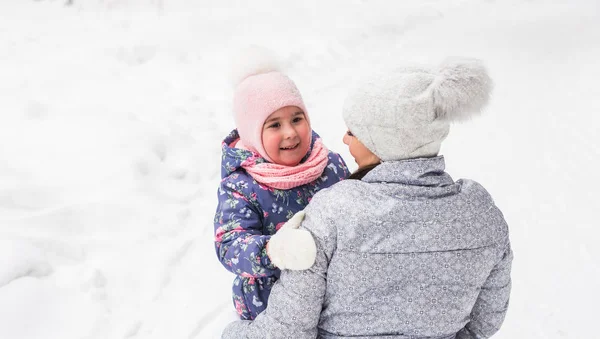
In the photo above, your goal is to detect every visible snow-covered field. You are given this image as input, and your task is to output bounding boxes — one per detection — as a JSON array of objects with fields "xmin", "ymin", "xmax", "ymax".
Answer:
[{"xmin": 1, "ymin": 0, "xmax": 598, "ymax": 338}]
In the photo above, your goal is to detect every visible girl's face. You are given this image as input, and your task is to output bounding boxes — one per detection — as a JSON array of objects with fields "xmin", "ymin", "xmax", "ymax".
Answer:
[
  {"xmin": 262, "ymin": 106, "xmax": 311, "ymax": 166},
  {"xmin": 343, "ymin": 129, "xmax": 380, "ymax": 168}
]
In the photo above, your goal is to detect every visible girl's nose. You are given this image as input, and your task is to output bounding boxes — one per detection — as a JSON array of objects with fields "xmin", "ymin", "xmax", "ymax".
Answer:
[{"xmin": 283, "ymin": 124, "xmax": 298, "ymax": 139}]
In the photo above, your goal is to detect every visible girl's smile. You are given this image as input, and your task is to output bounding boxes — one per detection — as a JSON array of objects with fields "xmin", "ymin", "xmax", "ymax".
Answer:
[
  {"xmin": 262, "ymin": 106, "xmax": 311, "ymax": 166},
  {"xmin": 280, "ymin": 142, "xmax": 300, "ymax": 151}
]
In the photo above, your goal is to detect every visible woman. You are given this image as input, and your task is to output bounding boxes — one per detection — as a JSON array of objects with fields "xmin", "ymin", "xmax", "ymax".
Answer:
[{"xmin": 222, "ymin": 57, "xmax": 512, "ymax": 339}]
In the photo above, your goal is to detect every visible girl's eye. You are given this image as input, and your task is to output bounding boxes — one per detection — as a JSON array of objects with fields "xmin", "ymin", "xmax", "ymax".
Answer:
[
  {"xmin": 268, "ymin": 122, "xmax": 280, "ymax": 129},
  {"xmin": 292, "ymin": 117, "xmax": 304, "ymax": 123},
  {"xmin": 347, "ymin": 130, "xmax": 354, "ymax": 137}
]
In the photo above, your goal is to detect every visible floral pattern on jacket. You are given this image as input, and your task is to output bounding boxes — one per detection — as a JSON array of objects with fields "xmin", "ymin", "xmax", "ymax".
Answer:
[{"xmin": 214, "ymin": 129, "xmax": 349, "ymax": 320}]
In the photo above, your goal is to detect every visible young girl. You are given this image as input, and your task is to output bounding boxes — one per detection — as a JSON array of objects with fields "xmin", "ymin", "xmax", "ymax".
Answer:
[{"xmin": 213, "ymin": 47, "xmax": 349, "ymax": 320}]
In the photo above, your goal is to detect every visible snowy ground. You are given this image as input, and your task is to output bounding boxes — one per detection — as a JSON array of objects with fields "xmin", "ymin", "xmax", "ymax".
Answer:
[{"xmin": 1, "ymin": 0, "xmax": 599, "ymax": 338}]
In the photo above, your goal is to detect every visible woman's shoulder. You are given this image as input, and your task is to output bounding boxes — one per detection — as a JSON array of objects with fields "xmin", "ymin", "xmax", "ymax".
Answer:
[
  {"xmin": 306, "ymin": 179, "xmax": 366, "ymax": 209},
  {"xmin": 456, "ymin": 178, "xmax": 497, "ymax": 205},
  {"xmin": 457, "ymin": 178, "xmax": 510, "ymax": 239}
]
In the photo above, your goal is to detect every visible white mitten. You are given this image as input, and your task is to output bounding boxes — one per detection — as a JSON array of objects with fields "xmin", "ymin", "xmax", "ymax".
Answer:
[{"xmin": 267, "ymin": 211, "xmax": 317, "ymax": 270}]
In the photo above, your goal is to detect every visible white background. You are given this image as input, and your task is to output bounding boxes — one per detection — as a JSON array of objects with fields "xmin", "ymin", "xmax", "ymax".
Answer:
[{"xmin": 1, "ymin": 0, "xmax": 599, "ymax": 338}]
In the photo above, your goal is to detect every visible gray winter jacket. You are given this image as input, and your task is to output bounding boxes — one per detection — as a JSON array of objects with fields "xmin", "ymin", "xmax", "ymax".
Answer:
[{"xmin": 222, "ymin": 156, "xmax": 512, "ymax": 339}]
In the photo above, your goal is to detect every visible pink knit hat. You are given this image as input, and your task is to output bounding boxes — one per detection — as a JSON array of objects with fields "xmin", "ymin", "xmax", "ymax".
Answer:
[{"xmin": 231, "ymin": 46, "xmax": 310, "ymax": 162}]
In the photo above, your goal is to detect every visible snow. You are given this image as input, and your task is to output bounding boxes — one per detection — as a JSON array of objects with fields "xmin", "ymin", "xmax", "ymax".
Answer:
[{"xmin": 1, "ymin": 0, "xmax": 599, "ymax": 338}]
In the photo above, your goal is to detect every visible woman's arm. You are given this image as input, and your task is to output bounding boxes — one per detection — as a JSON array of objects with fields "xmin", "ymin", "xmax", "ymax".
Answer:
[
  {"xmin": 221, "ymin": 200, "xmax": 336, "ymax": 338},
  {"xmin": 457, "ymin": 239, "xmax": 513, "ymax": 338}
]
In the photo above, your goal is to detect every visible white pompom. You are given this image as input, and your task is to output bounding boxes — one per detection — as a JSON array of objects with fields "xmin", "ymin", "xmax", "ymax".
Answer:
[
  {"xmin": 229, "ymin": 45, "xmax": 282, "ymax": 87},
  {"xmin": 431, "ymin": 57, "xmax": 493, "ymax": 122}
]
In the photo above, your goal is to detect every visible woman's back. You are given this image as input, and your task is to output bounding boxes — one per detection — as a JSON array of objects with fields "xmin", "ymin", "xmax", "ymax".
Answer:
[{"xmin": 311, "ymin": 158, "xmax": 511, "ymax": 338}]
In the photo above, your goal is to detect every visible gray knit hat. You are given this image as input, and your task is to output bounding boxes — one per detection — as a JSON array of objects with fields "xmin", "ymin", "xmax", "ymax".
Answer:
[{"xmin": 343, "ymin": 57, "xmax": 493, "ymax": 161}]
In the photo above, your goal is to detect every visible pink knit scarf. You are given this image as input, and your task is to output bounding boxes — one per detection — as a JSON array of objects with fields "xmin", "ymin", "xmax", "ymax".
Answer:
[{"xmin": 240, "ymin": 138, "xmax": 329, "ymax": 190}]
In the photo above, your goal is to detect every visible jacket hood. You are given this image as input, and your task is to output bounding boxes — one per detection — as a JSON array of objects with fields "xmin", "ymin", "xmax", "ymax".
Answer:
[{"xmin": 220, "ymin": 129, "xmax": 322, "ymax": 178}]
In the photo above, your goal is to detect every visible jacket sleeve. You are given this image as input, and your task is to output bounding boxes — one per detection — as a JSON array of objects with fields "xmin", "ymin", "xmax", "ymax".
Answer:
[
  {"xmin": 457, "ymin": 240, "xmax": 513, "ymax": 339},
  {"xmin": 214, "ymin": 179, "xmax": 278, "ymax": 278},
  {"xmin": 221, "ymin": 201, "xmax": 335, "ymax": 339}
]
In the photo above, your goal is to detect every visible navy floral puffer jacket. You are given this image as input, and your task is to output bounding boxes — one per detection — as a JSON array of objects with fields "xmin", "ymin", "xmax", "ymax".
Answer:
[{"xmin": 214, "ymin": 129, "xmax": 349, "ymax": 320}]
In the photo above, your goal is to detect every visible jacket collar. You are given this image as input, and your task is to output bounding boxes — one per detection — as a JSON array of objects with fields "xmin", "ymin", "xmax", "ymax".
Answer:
[{"xmin": 362, "ymin": 156, "xmax": 455, "ymax": 187}]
